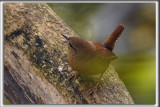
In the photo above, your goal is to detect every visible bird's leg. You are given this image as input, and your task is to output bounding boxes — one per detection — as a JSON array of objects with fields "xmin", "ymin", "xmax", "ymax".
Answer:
[
  {"xmin": 68, "ymin": 72, "xmax": 79, "ymax": 80},
  {"xmin": 89, "ymin": 82, "xmax": 99, "ymax": 95},
  {"xmin": 89, "ymin": 73, "xmax": 103, "ymax": 95}
]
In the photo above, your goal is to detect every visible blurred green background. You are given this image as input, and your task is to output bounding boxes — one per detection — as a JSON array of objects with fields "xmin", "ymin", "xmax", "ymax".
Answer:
[{"xmin": 48, "ymin": 3, "xmax": 156, "ymax": 104}]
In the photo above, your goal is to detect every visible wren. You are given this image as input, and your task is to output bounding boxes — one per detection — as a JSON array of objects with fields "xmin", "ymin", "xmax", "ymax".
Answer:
[{"xmin": 61, "ymin": 24, "xmax": 125, "ymax": 95}]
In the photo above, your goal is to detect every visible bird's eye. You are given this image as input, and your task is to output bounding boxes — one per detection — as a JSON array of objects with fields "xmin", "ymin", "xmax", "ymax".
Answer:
[{"xmin": 69, "ymin": 44, "xmax": 73, "ymax": 48}]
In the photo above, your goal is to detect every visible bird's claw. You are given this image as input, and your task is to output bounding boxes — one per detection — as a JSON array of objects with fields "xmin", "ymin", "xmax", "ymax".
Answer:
[
  {"xmin": 68, "ymin": 72, "xmax": 78, "ymax": 80},
  {"xmin": 89, "ymin": 85, "xmax": 98, "ymax": 95}
]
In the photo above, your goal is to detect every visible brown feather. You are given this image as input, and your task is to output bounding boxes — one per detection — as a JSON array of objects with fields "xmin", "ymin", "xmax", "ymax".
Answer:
[{"xmin": 104, "ymin": 24, "xmax": 124, "ymax": 51}]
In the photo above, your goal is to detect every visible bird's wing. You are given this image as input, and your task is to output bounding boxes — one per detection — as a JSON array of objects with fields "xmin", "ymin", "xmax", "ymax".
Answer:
[{"xmin": 89, "ymin": 41, "xmax": 118, "ymax": 61}]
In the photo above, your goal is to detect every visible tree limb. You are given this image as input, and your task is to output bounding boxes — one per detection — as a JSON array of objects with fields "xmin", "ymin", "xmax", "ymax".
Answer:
[{"xmin": 4, "ymin": 3, "xmax": 134, "ymax": 104}]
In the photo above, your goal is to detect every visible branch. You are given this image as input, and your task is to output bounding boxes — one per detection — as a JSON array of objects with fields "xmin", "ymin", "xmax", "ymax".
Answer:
[{"xmin": 4, "ymin": 3, "xmax": 134, "ymax": 104}]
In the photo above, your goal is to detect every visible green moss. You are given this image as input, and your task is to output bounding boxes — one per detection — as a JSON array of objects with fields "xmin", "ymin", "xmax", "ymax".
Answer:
[{"xmin": 4, "ymin": 96, "xmax": 12, "ymax": 104}]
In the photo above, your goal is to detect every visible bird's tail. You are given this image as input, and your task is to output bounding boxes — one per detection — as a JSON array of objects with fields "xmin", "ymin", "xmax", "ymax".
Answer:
[{"xmin": 104, "ymin": 24, "xmax": 125, "ymax": 51}]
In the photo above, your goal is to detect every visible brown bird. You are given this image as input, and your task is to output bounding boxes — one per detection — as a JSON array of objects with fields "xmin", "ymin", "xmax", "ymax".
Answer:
[{"xmin": 61, "ymin": 24, "xmax": 125, "ymax": 95}]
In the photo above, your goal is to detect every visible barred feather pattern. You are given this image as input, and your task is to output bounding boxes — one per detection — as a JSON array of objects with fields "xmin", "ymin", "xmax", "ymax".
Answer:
[{"xmin": 104, "ymin": 24, "xmax": 124, "ymax": 51}]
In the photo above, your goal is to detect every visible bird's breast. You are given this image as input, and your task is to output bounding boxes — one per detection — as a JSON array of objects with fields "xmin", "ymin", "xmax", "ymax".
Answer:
[{"xmin": 68, "ymin": 51, "xmax": 110, "ymax": 75}]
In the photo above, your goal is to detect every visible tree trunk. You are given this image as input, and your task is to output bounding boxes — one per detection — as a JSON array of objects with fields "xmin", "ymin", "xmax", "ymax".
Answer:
[{"xmin": 4, "ymin": 3, "xmax": 134, "ymax": 104}]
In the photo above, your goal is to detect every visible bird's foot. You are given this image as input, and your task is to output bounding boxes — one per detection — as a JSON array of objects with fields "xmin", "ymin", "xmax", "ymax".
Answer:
[
  {"xmin": 68, "ymin": 72, "xmax": 79, "ymax": 80},
  {"xmin": 89, "ymin": 83, "xmax": 99, "ymax": 95}
]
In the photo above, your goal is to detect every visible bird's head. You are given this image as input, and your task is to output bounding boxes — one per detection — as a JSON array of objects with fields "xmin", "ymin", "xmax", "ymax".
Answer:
[{"xmin": 61, "ymin": 34, "xmax": 93, "ymax": 56}]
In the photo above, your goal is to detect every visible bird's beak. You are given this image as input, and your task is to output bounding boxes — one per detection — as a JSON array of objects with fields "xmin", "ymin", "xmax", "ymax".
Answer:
[{"xmin": 61, "ymin": 34, "xmax": 69, "ymax": 40}]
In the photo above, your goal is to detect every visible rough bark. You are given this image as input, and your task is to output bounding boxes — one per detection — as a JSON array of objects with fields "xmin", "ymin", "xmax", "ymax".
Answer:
[{"xmin": 4, "ymin": 3, "xmax": 134, "ymax": 104}]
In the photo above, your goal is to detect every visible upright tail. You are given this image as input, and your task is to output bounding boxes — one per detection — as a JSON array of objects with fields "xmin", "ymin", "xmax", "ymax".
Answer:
[{"xmin": 104, "ymin": 24, "xmax": 125, "ymax": 51}]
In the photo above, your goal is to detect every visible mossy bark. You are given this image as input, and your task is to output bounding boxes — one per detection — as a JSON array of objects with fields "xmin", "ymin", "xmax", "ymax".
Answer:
[{"xmin": 4, "ymin": 3, "xmax": 134, "ymax": 104}]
